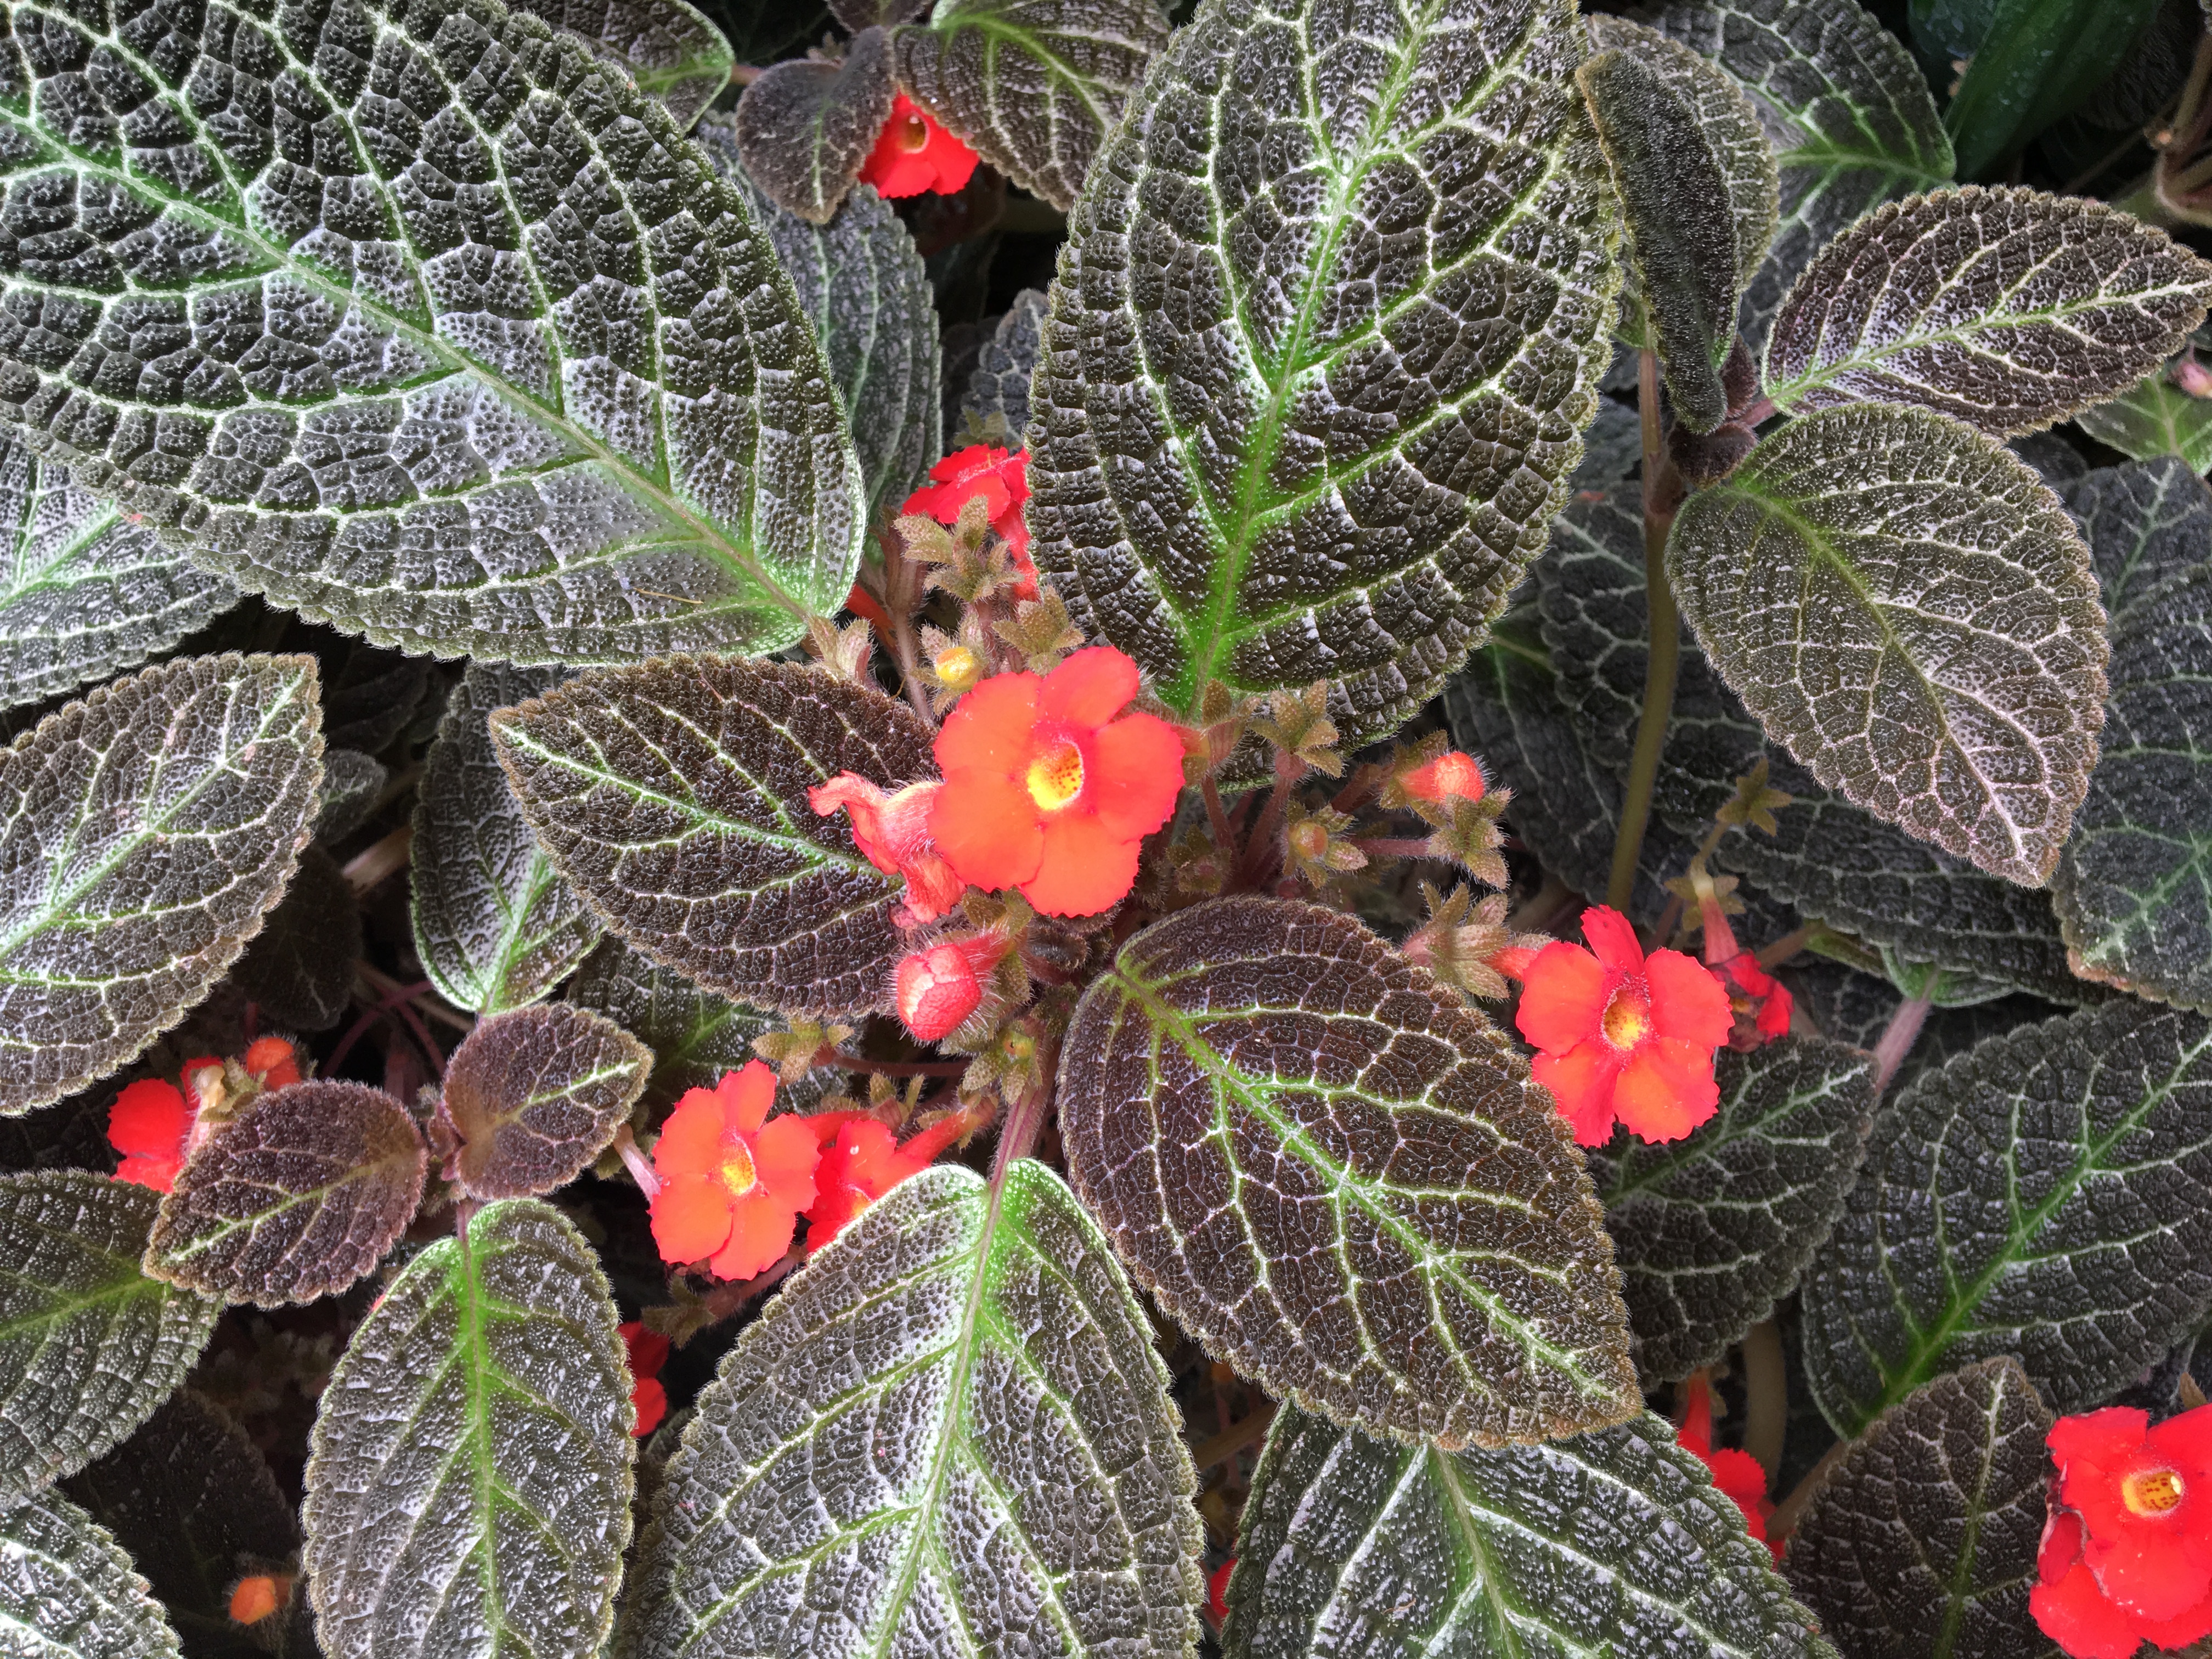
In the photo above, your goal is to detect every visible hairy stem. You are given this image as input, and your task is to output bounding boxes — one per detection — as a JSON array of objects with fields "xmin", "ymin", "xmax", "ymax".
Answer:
[
  {"xmin": 611, "ymin": 1125, "xmax": 661, "ymax": 1200},
  {"xmin": 1607, "ymin": 349, "xmax": 1682, "ymax": 912},
  {"xmin": 1871, "ymin": 986, "xmax": 1937, "ymax": 1098},
  {"xmin": 1202, "ymin": 774, "xmax": 1238, "ymax": 859}
]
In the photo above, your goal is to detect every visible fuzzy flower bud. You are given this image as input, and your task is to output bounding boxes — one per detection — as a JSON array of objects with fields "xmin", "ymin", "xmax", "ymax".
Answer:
[{"xmin": 893, "ymin": 933, "xmax": 1012, "ymax": 1042}]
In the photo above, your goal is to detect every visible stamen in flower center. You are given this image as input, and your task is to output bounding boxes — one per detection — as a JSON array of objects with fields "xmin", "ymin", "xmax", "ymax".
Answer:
[
  {"xmin": 1602, "ymin": 985, "xmax": 1651, "ymax": 1049},
  {"xmin": 1025, "ymin": 738, "xmax": 1085, "ymax": 812},
  {"xmin": 2124, "ymin": 1468, "xmax": 2186, "ymax": 1515},
  {"xmin": 896, "ymin": 112, "xmax": 930, "ymax": 153},
  {"xmin": 718, "ymin": 1137, "xmax": 758, "ymax": 1197}
]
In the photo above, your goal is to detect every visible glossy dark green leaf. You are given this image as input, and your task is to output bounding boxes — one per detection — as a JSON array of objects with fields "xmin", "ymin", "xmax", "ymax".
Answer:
[
  {"xmin": 510, "ymin": 0, "xmax": 738, "ymax": 128},
  {"xmin": 2075, "ymin": 366, "xmax": 2212, "ymax": 471},
  {"xmin": 0, "ymin": 1485, "xmax": 184, "ymax": 1659},
  {"xmin": 732, "ymin": 27, "xmax": 896, "ymax": 224},
  {"xmin": 1945, "ymin": 0, "xmax": 2164, "ymax": 179},
  {"xmin": 435, "ymin": 1004, "xmax": 651, "ymax": 1199},
  {"xmin": 2067, "ymin": 456, "xmax": 2212, "ymax": 622},
  {"xmin": 228, "ymin": 845, "xmax": 362, "ymax": 1034}
]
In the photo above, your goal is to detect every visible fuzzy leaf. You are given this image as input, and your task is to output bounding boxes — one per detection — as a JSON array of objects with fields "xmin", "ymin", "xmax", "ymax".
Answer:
[
  {"xmin": 731, "ymin": 28, "xmax": 896, "ymax": 224},
  {"xmin": 412, "ymin": 665, "xmax": 601, "ymax": 1017},
  {"xmin": 1060, "ymin": 895, "xmax": 1639, "ymax": 1449},
  {"xmin": 302, "ymin": 1199, "xmax": 634, "ymax": 1659},
  {"xmin": 1669, "ymin": 403, "xmax": 2109, "ymax": 886},
  {"xmin": 1029, "ymin": 0, "xmax": 1621, "ymax": 744},
  {"xmin": 144, "ymin": 1082, "xmax": 428, "ymax": 1308},
  {"xmin": 619, "ymin": 1162, "xmax": 1202, "ymax": 1658},
  {"xmin": 509, "ymin": 0, "xmax": 737, "ymax": 128},
  {"xmin": 492, "ymin": 656, "xmax": 935, "ymax": 1018},
  {"xmin": 2054, "ymin": 565, "xmax": 2212, "ymax": 1011},
  {"xmin": 0, "ymin": 654, "xmax": 323, "ymax": 1117},
  {"xmin": 1224, "ymin": 1406, "xmax": 1831, "ymax": 1659},
  {"xmin": 0, "ymin": 1172, "xmax": 219, "ymax": 1501},
  {"xmin": 229, "ymin": 844, "xmax": 362, "ymax": 1033},
  {"xmin": 2074, "ymin": 369, "xmax": 2212, "ymax": 470},
  {"xmin": 2068, "ymin": 456, "xmax": 2212, "ymax": 622},
  {"xmin": 1765, "ymin": 188, "xmax": 2212, "ymax": 432},
  {"xmin": 1592, "ymin": 1035, "xmax": 1875, "ymax": 1385},
  {"xmin": 436, "ymin": 1004, "xmax": 651, "ymax": 1199},
  {"xmin": 961, "ymin": 287, "xmax": 1048, "ymax": 440},
  {"xmin": 890, "ymin": 0, "xmax": 1171, "ymax": 211},
  {"xmin": 0, "ymin": 0, "xmax": 864, "ymax": 664},
  {"xmin": 563, "ymin": 935, "xmax": 790, "ymax": 1113},
  {"xmin": 1802, "ymin": 1000, "xmax": 2212, "ymax": 1434},
  {"xmin": 1785, "ymin": 1357, "xmax": 2062, "ymax": 1659},
  {"xmin": 0, "ymin": 1485, "xmax": 184, "ymax": 1659},
  {"xmin": 314, "ymin": 749, "xmax": 390, "ymax": 844}
]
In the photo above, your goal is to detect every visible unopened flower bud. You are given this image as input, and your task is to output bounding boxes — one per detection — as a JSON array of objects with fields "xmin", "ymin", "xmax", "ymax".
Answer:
[{"xmin": 896, "ymin": 945, "xmax": 984, "ymax": 1041}]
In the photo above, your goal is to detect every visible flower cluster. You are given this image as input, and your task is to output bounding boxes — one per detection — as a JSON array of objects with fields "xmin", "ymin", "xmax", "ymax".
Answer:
[
  {"xmin": 108, "ymin": 1036, "xmax": 302, "ymax": 1192},
  {"xmin": 858, "ymin": 93, "xmax": 979, "ymax": 200},
  {"xmin": 904, "ymin": 447, "xmax": 1036, "ymax": 597}
]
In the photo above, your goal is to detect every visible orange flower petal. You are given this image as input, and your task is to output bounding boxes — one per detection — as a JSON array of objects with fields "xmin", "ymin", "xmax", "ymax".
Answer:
[
  {"xmin": 652, "ymin": 1089, "xmax": 727, "ymax": 1181},
  {"xmin": 1515, "ymin": 942, "xmax": 1609, "ymax": 1055},
  {"xmin": 114, "ymin": 1152, "xmax": 184, "ymax": 1193},
  {"xmin": 1039, "ymin": 646, "xmax": 1139, "ymax": 729},
  {"xmin": 718, "ymin": 1061, "xmax": 779, "ymax": 1135},
  {"xmin": 1611, "ymin": 1039, "xmax": 1720, "ymax": 1143},
  {"xmin": 935, "ymin": 672, "xmax": 1040, "ymax": 778},
  {"xmin": 932, "ymin": 771, "xmax": 1046, "ymax": 890},
  {"xmin": 108, "ymin": 1077, "xmax": 192, "ymax": 1158},
  {"xmin": 1580, "ymin": 906, "xmax": 1646, "ymax": 976},
  {"xmin": 1021, "ymin": 811, "xmax": 1142, "ymax": 917},
  {"xmin": 1087, "ymin": 712, "xmax": 1188, "ymax": 840},
  {"xmin": 650, "ymin": 1175, "xmax": 732, "ymax": 1266},
  {"xmin": 630, "ymin": 1376, "xmax": 667, "ymax": 1438},
  {"xmin": 710, "ymin": 1193, "xmax": 798, "ymax": 1282},
  {"xmin": 1645, "ymin": 947, "xmax": 1735, "ymax": 1049},
  {"xmin": 752, "ymin": 1113, "xmax": 823, "ymax": 1211},
  {"xmin": 1532, "ymin": 1043, "xmax": 1624, "ymax": 1145}
]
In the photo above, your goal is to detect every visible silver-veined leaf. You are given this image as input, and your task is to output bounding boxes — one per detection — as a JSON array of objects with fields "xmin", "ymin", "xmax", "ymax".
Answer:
[
  {"xmin": 0, "ymin": 1485, "xmax": 184, "ymax": 1659},
  {"xmin": 1802, "ymin": 1000, "xmax": 2212, "ymax": 1434},
  {"xmin": 412, "ymin": 664, "xmax": 601, "ymax": 1016},
  {"xmin": 2068, "ymin": 456, "xmax": 2212, "ymax": 622},
  {"xmin": 229, "ymin": 844, "xmax": 362, "ymax": 1033},
  {"xmin": 731, "ymin": 27, "xmax": 897, "ymax": 224},
  {"xmin": 1765, "ymin": 187, "xmax": 2212, "ymax": 433},
  {"xmin": 509, "ymin": 0, "xmax": 737, "ymax": 128},
  {"xmin": 959, "ymin": 287, "xmax": 1047, "ymax": 441},
  {"xmin": 1668, "ymin": 403, "xmax": 2108, "ymax": 887},
  {"xmin": 2075, "ymin": 366, "xmax": 2212, "ymax": 472},
  {"xmin": 565, "ymin": 935, "xmax": 796, "ymax": 1113},
  {"xmin": 315, "ymin": 749, "xmax": 389, "ymax": 843},
  {"xmin": 0, "ymin": 654, "xmax": 323, "ymax": 1116},
  {"xmin": 619, "ymin": 1161, "xmax": 1202, "ymax": 1659},
  {"xmin": 0, "ymin": 1172, "xmax": 219, "ymax": 1500},
  {"xmin": 433, "ymin": 1003, "xmax": 650, "ymax": 1198},
  {"xmin": 492, "ymin": 655, "xmax": 935, "ymax": 1017},
  {"xmin": 302, "ymin": 1199, "xmax": 634, "ymax": 1659},
  {"xmin": 1060, "ymin": 895, "xmax": 1639, "ymax": 1449},
  {"xmin": 1029, "ymin": 0, "xmax": 1622, "ymax": 744},
  {"xmin": 1223, "ymin": 1406, "xmax": 1830, "ymax": 1659},
  {"xmin": 0, "ymin": 0, "xmax": 865, "ymax": 665}
]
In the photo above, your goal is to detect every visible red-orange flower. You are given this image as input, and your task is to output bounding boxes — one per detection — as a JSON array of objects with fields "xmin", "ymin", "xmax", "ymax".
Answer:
[
  {"xmin": 802, "ymin": 1109, "xmax": 975, "ymax": 1248},
  {"xmin": 1401, "ymin": 750, "xmax": 1485, "ymax": 803},
  {"xmin": 1675, "ymin": 1375, "xmax": 1778, "ymax": 1558},
  {"xmin": 904, "ymin": 445, "xmax": 1037, "ymax": 598},
  {"xmin": 244, "ymin": 1036, "xmax": 301, "ymax": 1091},
  {"xmin": 108, "ymin": 1076, "xmax": 196, "ymax": 1192},
  {"xmin": 1205, "ymin": 1560, "xmax": 1235, "ymax": 1627},
  {"xmin": 619, "ymin": 1320, "xmax": 670, "ymax": 1438},
  {"xmin": 860, "ymin": 92, "xmax": 980, "ymax": 200},
  {"xmin": 894, "ymin": 935, "xmax": 1007, "ymax": 1041},
  {"xmin": 1692, "ymin": 878, "xmax": 1792, "ymax": 1049},
  {"xmin": 228, "ymin": 1575, "xmax": 292, "ymax": 1626},
  {"xmin": 809, "ymin": 774, "xmax": 965, "ymax": 924},
  {"xmin": 929, "ymin": 646, "xmax": 1184, "ymax": 916},
  {"xmin": 647, "ymin": 1063, "xmax": 821, "ymax": 1282},
  {"xmin": 1514, "ymin": 906, "xmax": 1733, "ymax": 1146}
]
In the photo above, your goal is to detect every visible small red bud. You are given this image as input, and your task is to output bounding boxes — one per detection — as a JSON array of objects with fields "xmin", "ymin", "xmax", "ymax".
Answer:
[{"xmin": 895, "ymin": 944, "xmax": 985, "ymax": 1041}]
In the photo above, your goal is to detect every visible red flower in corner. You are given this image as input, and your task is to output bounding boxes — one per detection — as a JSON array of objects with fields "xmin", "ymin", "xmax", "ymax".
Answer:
[
  {"xmin": 648, "ymin": 1063, "xmax": 821, "ymax": 1282},
  {"xmin": 929, "ymin": 646, "xmax": 1185, "ymax": 917},
  {"xmin": 1675, "ymin": 1374, "xmax": 1777, "ymax": 1558},
  {"xmin": 619, "ymin": 1321, "xmax": 670, "ymax": 1438},
  {"xmin": 1514, "ymin": 907, "xmax": 1733, "ymax": 1146},
  {"xmin": 802, "ymin": 1108, "xmax": 977, "ymax": 1249},
  {"xmin": 860, "ymin": 92, "xmax": 980, "ymax": 200},
  {"xmin": 903, "ymin": 445, "xmax": 1037, "ymax": 597},
  {"xmin": 808, "ymin": 774, "xmax": 966, "ymax": 924}
]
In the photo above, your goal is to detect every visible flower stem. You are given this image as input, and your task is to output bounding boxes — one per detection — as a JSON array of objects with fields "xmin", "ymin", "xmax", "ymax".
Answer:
[
  {"xmin": 1870, "ymin": 985, "xmax": 1937, "ymax": 1098},
  {"xmin": 1754, "ymin": 924, "xmax": 1812, "ymax": 970},
  {"xmin": 612, "ymin": 1125, "xmax": 661, "ymax": 1200},
  {"xmin": 1741, "ymin": 1320, "xmax": 1787, "ymax": 1483},
  {"xmin": 1607, "ymin": 348, "xmax": 1682, "ymax": 913},
  {"xmin": 1202, "ymin": 774, "xmax": 1237, "ymax": 858}
]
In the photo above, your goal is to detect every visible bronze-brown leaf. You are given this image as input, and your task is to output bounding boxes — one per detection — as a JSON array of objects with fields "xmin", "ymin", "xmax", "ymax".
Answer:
[{"xmin": 435, "ymin": 1006, "xmax": 651, "ymax": 1201}]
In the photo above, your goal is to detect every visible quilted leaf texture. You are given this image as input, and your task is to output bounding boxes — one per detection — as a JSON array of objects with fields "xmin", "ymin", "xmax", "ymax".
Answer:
[
  {"xmin": 302, "ymin": 1199, "xmax": 634, "ymax": 1659},
  {"xmin": 1029, "ymin": 0, "xmax": 1621, "ymax": 745},
  {"xmin": 0, "ymin": 0, "xmax": 864, "ymax": 663},
  {"xmin": 0, "ymin": 1172, "xmax": 219, "ymax": 1500},
  {"xmin": 563, "ymin": 934, "xmax": 805, "ymax": 1113},
  {"xmin": 433, "ymin": 1002, "xmax": 650, "ymax": 1198},
  {"xmin": 1059, "ymin": 895, "xmax": 1639, "ymax": 1449},
  {"xmin": 1802, "ymin": 1000, "xmax": 2212, "ymax": 1435},
  {"xmin": 1786, "ymin": 1357, "xmax": 2062, "ymax": 1659},
  {"xmin": 2074, "ymin": 368, "xmax": 2212, "ymax": 472},
  {"xmin": 2067, "ymin": 456, "xmax": 2212, "ymax": 622},
  {"xmin": 0, "ymin": 1485, "xmax": 185, "ymax": 1659},
  {"xmin": 506, "ymin": 0, "xmax": 735, "ymax": 128},
  {"xmin": 1223, "ymin": 1406, "xmax": 1830, "ymax": 1659},
  {"xmin": 0, "ymin": 654, "xmax": 323, "ymax": 1116},
  {"xmin": 1669, "ymin": 404, "xmax": 2109, "ymax": 886},
  {"xmin": 1765, "ymin": 188, "xmax": 2212, "ymax": 434},
  {"xmin": 1592, "ymin": 1034, "xmax": 1874, "ymax": 1384},
  {"xmin": 731, "ymin": 27, "xmax": 896, "ymax": 224},
  {"xmin": 492, "ymin": 655, "xmax": 935, "ymax": 1017},
  {"xmin": 960, "ymin": 287, "xmax": 1047, "ymax": 440},
  {"xmin": 618, "ymin": 1162, "xmax": 1203, "ymax": 1658}
]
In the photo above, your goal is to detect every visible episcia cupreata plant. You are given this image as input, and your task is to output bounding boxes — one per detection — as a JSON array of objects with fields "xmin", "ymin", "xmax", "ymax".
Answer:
[{"xmin": 4, "ymin": 0, "xmax": 2212, "ymax": 1651}]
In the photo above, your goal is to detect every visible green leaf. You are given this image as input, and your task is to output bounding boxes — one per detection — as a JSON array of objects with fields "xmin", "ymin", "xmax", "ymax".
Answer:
[
  {"xmin": 0, "ymin": 1172, "xmax": 219, "ymax": 1500},
  {"xmin": 509, "ymin": 0, "xmax": 739, "ymax": 128},
  {"xmin": 1593, "ymin": 1034, "xmax": 1875, "ymax": 1385},
  {"xmin": 2074, "ymin": 367, "xmax": 2212, "ymax": 472},
  {"xmin": 1945, "ymin": 0, "xmax": 2164, "ymax": 180},
  {"xmin": 1029, "ymin": 0, "xmax": 1622, "ymax": 744},
  {"xmin": 730, "ymin": 27, "xmax": 898, "ymax": 224},
  {"xmin": 0, "ymin": 1485, "xmax": 184, "ymax": 1659},
  {"xmin": 2067, "ymin": 456, "xmax": 2212, "ymax": 622},
  {"xmin": 959, "ymin": 287, "xmax": 1048, "ymax": 441},
  {"xmin": 1668, "ymin": 403, "xmax": 2109, "ymax": 886},
  {"xmin": 411, "ymin": 665, "xmax": 602, "ymax": 1017},
  {"xmin": 302, "ymin": 1199, "xmax": 634, "ymax": 1659},
  {"xmin": 564, "ymin": 934, "xmax": 798, "ymax": 1113},
  {"xmin": 145, "ymin": 1082, "xmax": 428, "ymax": 1307},
  {"xmin": 0, "ymin": 654, "xmax": 324, "ymax": 1117},
  {"xmin": 890, "ymin": 0, "xmax": 1172, "ymax": 211},
  {"xmin": 1765, "ymin": 188, "xmax": 2212, "ymax": 432},
  {"xmin": 2053, "ymin": 565, "xmax": 2212, "ymax": 1010},
  {"xmin": 620, "ymin": 1162, "xmax": 1202, "ymax": 1658},
  {"xmin": 1785, "ymin": 1357, "xmax": 2063, "ymax": 1659},
  {"xmin": 1060, "ymin": 895, "xmax": 1639, "ymax": 1449},
  {"xmin": 433, "ymin": 1004, "xmax": 651, "ymax": 1199},
  {"xmin": 1224, "ymin": 1406, "xmax": 1832, "ymax": 1659},
  {"xmin": 491, "ymin": 655, "xmax": 935, "ymax": 1018},
  {"xmin": 229, "ymin": 845, "xmax": 363, "ymax": 1034},
  {"xmin": 0, "ymin": 0, "xmax": 865, "ymax": 665},
  {"xmin": 1802, "ymin": 1000, "xmax": 2212, "ymax": 1434}
]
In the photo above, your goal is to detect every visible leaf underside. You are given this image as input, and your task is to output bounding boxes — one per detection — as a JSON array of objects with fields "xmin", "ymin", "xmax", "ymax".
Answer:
[
  {"xmin": 0, "ymin": 0, "xmax": 864, "ymax": 663},
  {"xmin": 1060, "ymin": 895, "xmax": 1639, "ymax": 1449},
  {"xmin": 316, "ymin": 747, "xmax": 390, "ymax": 843},
  {"xmin": 2074, "ymin": 368, "xmax": 2212, "ymax": 471},
  {"xmin": 731, "ymin": 27, "xmax": 895, "ymax": 225},
  {"xmin": 0, "ymin": 653, "xmax": 323, "ymax": 1116},
  {"xmin": 1029, "ymin": 0, "xmax": 1621, "ymax": 746},
  {"xmin": 436, "ymin": 1002, "xmax": 650, "ymax": 1199},
  {"xmin": 507, "ymin": 0, "xmax": 736, "ymax": 128},
  {"xmin": 620, "ymin": 1162, "xmax": 1204, "ymax": 1659},
  {"xmin": 0, "ymin": 1483, "xmax": 185, "ymax": 1659}
]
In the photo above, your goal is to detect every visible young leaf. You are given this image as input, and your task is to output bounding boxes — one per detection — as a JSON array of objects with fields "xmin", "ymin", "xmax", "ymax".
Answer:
[
  {"xmin": 507, "ymin": 0, "xmax": 738, "ymax": 128},
  {"xmin": 0, "ymin": 1485, "xmax": 185, "ymax": 1659},
  {"xmin": 492, "ymin": 656, "xmax": 936, "ymax": 1017},
  {"xmin": 302, "ymin": 1199, "xmax": 634, "ymax": 1659},
  {"xmin": 1668, "ymin": 403, "xmax": 2109, "ymax": 887},
  {"xmin": 1802, "ymin": 1000, "xmax": 2212, "ymax": 1434},
  {"xmin": 961, "ymin": 287, "xmax": 1049, "ymax": 440},
  {"xmin": 229, "ymin": 845, "xmax": 363, "ymax": 1034},
  {"xmin": 0, "ymin": 1172, "xmax": 219, "ymax": 1500},
  {"xmin": 1785, "ymin": 1357, "xmax": 2062, "ymax": 1659},
  {"xmin": 144, "ymin": 1082, "xmax": 428, "ymax": 1308},
  {"xmin": 0, "ymin": 654, "xmax": 323, "ymax": 1117},
  {"xmin": 411, "ymin": 665, "xmax": 601, "ymax": 1017},
  {"xmin": 435, "ymin": 1004, "xmax": 651, "ymax": 1199},
  {"xmin": 890, "ymin": 0, "xmax": 1172, "ymax": 211},
  {"xmin": 0, "ymin": 0, "xmax": 865, "ymax": 665},
  {"xmin": 1060, "ymin": 895, "xmax": 1640, "ymax": 1449},
  {"xmin": 2068, "ymin": 456, "xmax": 2212, "ymax": 622},
  {"xmin": 731, "ymin": 27, "xmax": 898, "ymax": 224},
  {"xmin": 315, "ymin": 749, "xmax": 390, "ymax": 844},
  {"xmin": 1765, "ymin": 188, "xmax": 2212, "ymax": 432},
  {"xmin": 2074, "ymin": 368, "xmax": 2212, "ymax": 470},
  {"xmin": 1029, "ymin": 0, "xmax": 1621, "ymax": 745},
  {"xmin": 1592, "ymin": 1035, "xmax": 1875, "ymax": 1385},
  {"xmin": 2053, "ymin": 565, "xmax": 2212, "ymax": 1011},
  {"xmin": 1225, "ymin": 1407, "xmax": 1831, "ymax": 1659},
  {"xmin": 564, "ymin": 935, "xmax": 792, "ymax": 1113},
  {"xmin": 620, "ymin": 1162, "xmax": 1202, "ymax": 1658}
]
